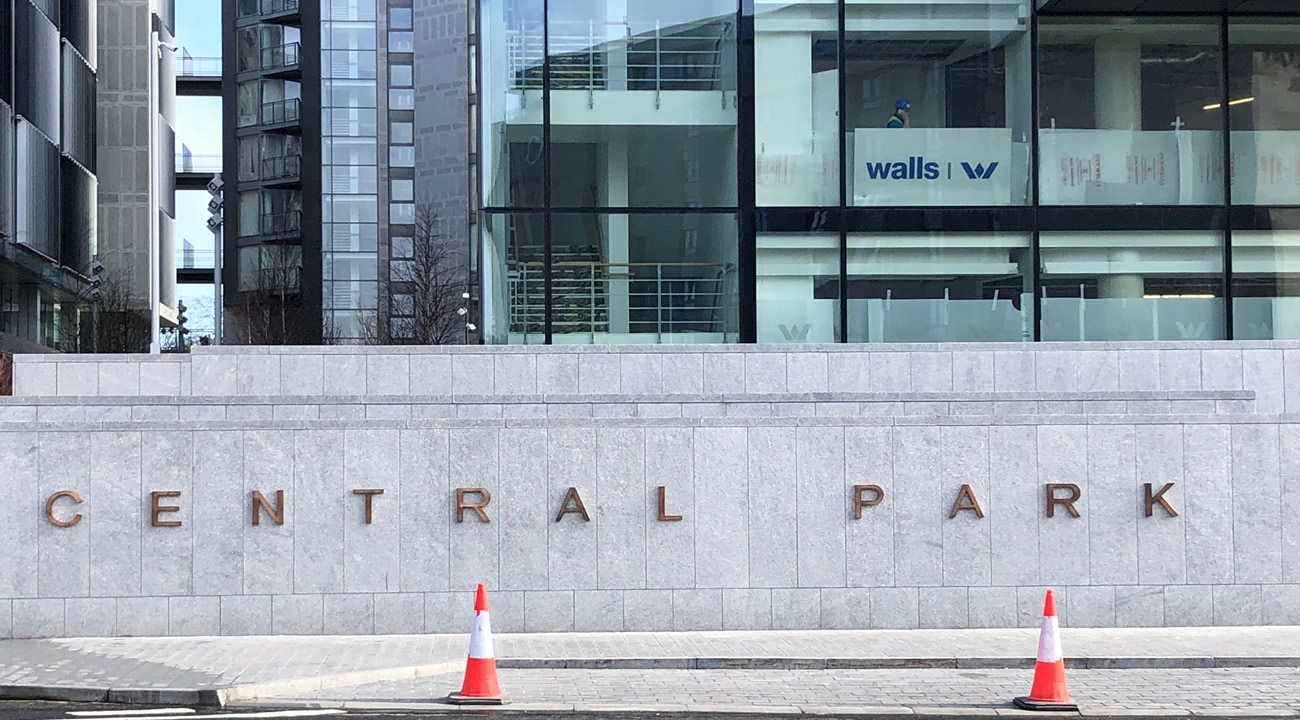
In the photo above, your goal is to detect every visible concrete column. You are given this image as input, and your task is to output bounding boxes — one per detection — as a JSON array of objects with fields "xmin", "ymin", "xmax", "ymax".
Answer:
[
  {"xmin": 605, "ymin": 0, "xmax": 628, "ymax": 92},
  {"xmin": 1095, "ymin": 35, "xmax": 1144, "ymax": 298},
  {"xmin": 1095, "ymin": 34, "xmax": 1142, "ymax": 131},
  {"xmin": 604, "ymin": 132, "xmax": 630, "ymax": 335}
]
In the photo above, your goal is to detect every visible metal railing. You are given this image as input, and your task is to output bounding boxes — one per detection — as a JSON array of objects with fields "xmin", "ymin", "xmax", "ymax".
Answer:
[
  {"xmin": 176, "ymin": 153, "xmax": 222, "ymax": 173},
  {"xmin": 177, "ymin": 249, "xmax": 216, "ymax": 270},
  {"xmin": 261, "ymin": 154, "xmax": 302, "ymax": 181},
  {"xmin": 509, "ymin": 19, "xmax": 733, "ymax": 94},
  {"xmin": 260, "ymin": 0, "xmax": 299, "ymax": 15},
  {"xmin": 260, "ymin": 210, "xmax": 302, "ymax": 237},
  {"xmin": 261, "ymin": 98, "xmax": 301, "ymax": 126},
  {"xmin": 508, "ymin": 261, "xmax": 736, "ymax": 337},
  {"xmin": 179, "ymin": 55, "xmax": 222, "ymax": 78},
  {"xmin": 262, "ymin": 42, "xmax": 300, "ymax": 71}
]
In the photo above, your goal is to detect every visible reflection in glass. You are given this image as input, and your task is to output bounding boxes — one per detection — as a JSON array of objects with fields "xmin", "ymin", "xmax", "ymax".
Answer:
[
  {"xmin": 1041, "ymin": 232, "xmax": 1225, "ymax": 341},
  {"xmin": 845, "ymin": 233, "xmax": 1033, "ymax": 342},
  {"xmin": 480, "ymin": 0, "xmax": 544, "ymax": 207},
  {"xmin": 546, "ymin": 0, "xmax": 738, "ymax": 208},
  {"xmin": 755, "ymin": 2, "xmax": 838, "ymax": 207},
  {"xmin": 482, "ymin": 213, "xmax": 545, "ymax": 343},
  {"xmin": 756, "ymin": 234, "xmax": 840, "ymax": 343},
  {"xmin": 1229, "ymin": 20, "xmax": 1300, "ymax": 206},
  {"xmin": 844, "ymin": 0, "xmax": 1032, "ymax": 207},
  {"xmin": 1038, "ymin": 19, "xmax": 1223, "ymax": 206},
  {"xmin": 1233, "ymin": 211, "xmax": 1300, "ymax": 339}
]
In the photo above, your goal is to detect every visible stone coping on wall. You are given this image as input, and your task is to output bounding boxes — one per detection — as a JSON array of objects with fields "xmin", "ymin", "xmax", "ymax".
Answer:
[
  {"xmin": 0, "ymin": 412, "xmax": 1293, "ymax": 433},
  {"xmin": 0, "ymin": 389, "xmax": 1256, "ymax": 406},
  {"xmin": 11, "ymin": 340, "xmax": 1300, "ymax": 361}
]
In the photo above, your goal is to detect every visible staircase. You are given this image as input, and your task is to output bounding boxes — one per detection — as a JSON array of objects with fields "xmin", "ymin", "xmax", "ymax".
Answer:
[{"xmin": 509, "ymin": 243, "xmax": 610, "ymax": 336}]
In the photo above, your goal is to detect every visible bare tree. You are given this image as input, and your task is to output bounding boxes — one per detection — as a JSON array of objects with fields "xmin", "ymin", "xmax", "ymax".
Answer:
[
  {"xmin": 362, "ymin": 205, "xmax": 470, "ymax": 345},
  {"xmin": 55, "ymin": 266, "xmax": 151, "ymax": 354},
  {"xmin": 226, "ymin": 243, "xmax": 337, "ymax": 345}
]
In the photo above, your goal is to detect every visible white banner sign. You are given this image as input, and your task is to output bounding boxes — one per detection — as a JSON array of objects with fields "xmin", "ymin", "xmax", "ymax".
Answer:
[
  {"xmin": 1038, "ymin": 129, "xmax": 1224, "ymax": 205},
  {"xmin": 852, "ymin": 128, "xmax": 1014, "ymax": 206}
]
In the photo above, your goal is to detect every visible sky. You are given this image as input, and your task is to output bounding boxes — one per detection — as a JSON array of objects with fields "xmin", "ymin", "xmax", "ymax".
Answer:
[{"xmin": 173, "ymin": 1, "xmax": 225, "ymax": 336}]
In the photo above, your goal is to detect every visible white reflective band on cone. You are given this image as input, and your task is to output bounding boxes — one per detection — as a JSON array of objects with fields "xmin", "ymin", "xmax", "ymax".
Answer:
[
  {"xmin": 1037, "ymin": 616, "xmax": 1062, "ymax": 663},
  {"xmin": 469, "ymin": 610, "xmax": 495, "ymax": 659}
]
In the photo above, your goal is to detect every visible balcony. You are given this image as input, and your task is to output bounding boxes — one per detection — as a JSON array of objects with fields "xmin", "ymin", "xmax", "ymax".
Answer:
[
  {"xmin": 259, "ymin": 0, "xmax": 300, "ymax": 24},
  {"xmin": 260, "ymin": 154, "xmax": 302, "ymax": 186},
  {"xmin": 260, "ymin": 210, "xmax": 302, "ymax": 239},
  {"xmin": 177, "ymin": 55, "xmax": 222, "ymax": 96},
  {"xmin": 260, "ymin": 98, "xmax": 301, "ymax": 131},
  {"xmin": 262, "ymin": 42, "xmax": 301, "ymax": 78}
]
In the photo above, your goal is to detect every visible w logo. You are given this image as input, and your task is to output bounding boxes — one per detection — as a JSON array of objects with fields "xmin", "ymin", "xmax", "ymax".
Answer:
[
  {"xmin": 960, "ymin": 162, "xmax": 999, "ymax": 180},
  {"xmin": 779, "ymin": 324, "xmax": 811, "ymax": 342}
]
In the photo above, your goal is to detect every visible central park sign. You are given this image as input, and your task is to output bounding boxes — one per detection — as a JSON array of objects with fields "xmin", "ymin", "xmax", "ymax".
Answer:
[{"xmin": 38, "ymin": 482, "xmax": 1180, "ymax": 528}]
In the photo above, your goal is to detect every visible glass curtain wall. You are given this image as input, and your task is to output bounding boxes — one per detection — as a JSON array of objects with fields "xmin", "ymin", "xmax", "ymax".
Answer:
[
  {"xmin": 479, "ymin": 1, "xmax": 1300, "ymax": 345},
  {"xmin": 322, "ymin": 0, "xmax": 380, "ymax": 341},
  {"xmin": 481, "ymin": 0, "xmax": 740, "ymax": 344}
]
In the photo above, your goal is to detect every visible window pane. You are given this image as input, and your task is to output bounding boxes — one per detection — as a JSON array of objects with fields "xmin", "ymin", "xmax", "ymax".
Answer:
[
  {"xmin": 845, "ymin": 232, "xmax": 1033, "ymax": 343},
  {"xmin": 390, "ymin": 202, "xmax": 415, "ymax": 224},
  {"xmin": 391, "ymin": 64, "xmax": 413, "ymax": 87},
  {"xmin": 757, "ymin": 233, "xmax": 840, "ymax": 342},
  {"xmin": 391, "ymin": 121, "xmax": 414, "ymax": 143},
  {"xmin": 547, "ymin": 0, "xmax": 738, "ymax": 208},
  {"xmin": 1041, "ymin": 231, "xmax": 1225, "ymax": 341},
  {"xmin": 1038, "ymin": 18, "xmax": 1223, "ymax": 206},
  {"xmin": 388, "ymin": 88, "xmax": 415, "ymax": 109},
  {"xmin": 390, "ymin": 145, "xmax": 415, "ymax": 166},
  {"xmin": 389, "ymin": 31, "xmax": 414, "ymax": 53},
  {"xmin": 238, "ymin": 27, "xmax": 259, "ymax": 72},
  {"xmin": 1229, "ymin": 20, "xmax": 1300, "ymax": 206},
  {"xmin": 332, "ymin": 196, "xmax": 379, "ymax": 223},
  {"xmin": 325, "ymin": 137, "xmax": 378, "ymax": 165},
  {"xmin": 755, "ymin": 2, "xmax": 838, "ymax": 206},
  {"xmin": 482, "ymin": 213, "xmax": 545, "ymax": 343},
  {"xmin": 326, "ymin": 108, "xmax": 378, "ymax": 136},
  {"xmin": 237, "ymin": 81, "xmax": 259, "ymax": 127},
  {"xmin": 392, "ymin": 179, "xmax": 414, "ymax": 201},
  {"xmin": 1233, "ymin": 210, "xmax": 1300, "ymax": 339},
  {"xmin": 539, "ymin": 213, "xmax": 739, "ymax": 343},
  {"xmin": 330, "ymin": 22, "xmax": 377, "ymax": 50},
  {"xmin": 846, "ymin": 2, "xmax": 1032, "ymax": 207},
  {"xmin": 325, "ymin": 80, "xmax": 378, "ymax": 107},
  {"xmin": 481, "ymin": 0, "xmax": 544, "ymax": 207},
  {"xmin": 390, "ymin": 7, "xmax": 412, "ymax": 29},
  {"xmin": 324, "ymin": 50, "xmax": 377, "ymax": 79},
  {"xmin": 326, "ymin": 0, "xmax": 377, "ymax": 21}
]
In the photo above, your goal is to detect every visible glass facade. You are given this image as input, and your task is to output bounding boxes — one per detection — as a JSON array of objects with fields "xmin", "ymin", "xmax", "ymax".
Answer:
[{"xmin": 477, "ymin": 1, "xmax": 1300, "ymax": 345}]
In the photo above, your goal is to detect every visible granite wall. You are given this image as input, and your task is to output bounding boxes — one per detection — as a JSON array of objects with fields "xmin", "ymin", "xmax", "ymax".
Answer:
[{"xmin": 0, "ymin": 343, "xmax": 1296, "ymax": 638}]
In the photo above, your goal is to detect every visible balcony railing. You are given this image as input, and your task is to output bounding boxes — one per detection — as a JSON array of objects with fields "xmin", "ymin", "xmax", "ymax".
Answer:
[
  {"xmin": 509, "ymin": 19, "xmax": 734, "ymax": 94},
  {"xmin": 508, "ymin": 261, "xmax": 736, "ymax": 337},
  {"xmin": 176, "ymin": 153, "xmax": 222, "ymax": 174},
  {"xmin": 260, "ymin": 0, "xmax": 299, "ymax": 15},
  {"xmin": 260, "ymin": 210, "xmax": 302, "ymax": 237},
  {"xmin": 261, "ymin": 154, "xmax": 302, "ymax": 181},
  {"xmin": 179, "ymin": 55, "xmax": 222, "ymax": 78},
  {"xmin": 177, "ymin": 249, "xmax": 216, "ymax": 270},
  {"xmin": 262, "ymin": 42, "xmax": 300, "ymax": 71},
  {"xmin": 261, "ymin": 98, "xmax": 301, "ymax": 126}
]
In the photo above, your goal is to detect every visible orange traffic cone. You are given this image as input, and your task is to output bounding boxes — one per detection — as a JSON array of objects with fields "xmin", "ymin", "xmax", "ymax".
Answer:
[
  {"xmin": 1012, "ymin": 589, "xmax": 1078, "ymax": 712},
  {"xmin": 448, "ymin": 583, "xmax": 507, "ymax": 705}
]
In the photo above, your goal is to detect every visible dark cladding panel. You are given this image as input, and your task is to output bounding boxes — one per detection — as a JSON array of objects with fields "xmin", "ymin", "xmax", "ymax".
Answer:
[
  {"xmin": 60, "ymin": 0, "xmax": 93, "ymax": 63},
  {"xmin": 59, "ymin": 155, "xmax": 94, "ymax": 274},
  {"xmin": 1, "ymin": 0, "xmax": 12, "ymax": 105},
  {"xmin": 61, "ymin": 42, "xmax": 94, "ymax": 170},
  {"xmin": 15, "ymin": 118, "xmax": 60, "ymax": 262},
  {"xmin": 26, "ymin": 0, "xmax": 58, "ymax": 27},
  {"xmin": 0, "ymin": 101, "xmax": 13, "ymax": 242},
  {"xmin": 14, "ymin": 0, "xmax": 60, "ymax": 142}
]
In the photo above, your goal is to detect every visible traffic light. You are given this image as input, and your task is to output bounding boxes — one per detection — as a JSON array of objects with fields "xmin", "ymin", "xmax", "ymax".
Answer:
[{"xmin": 177, "ymin": 300, "xmax": 190, "ymax": 349}]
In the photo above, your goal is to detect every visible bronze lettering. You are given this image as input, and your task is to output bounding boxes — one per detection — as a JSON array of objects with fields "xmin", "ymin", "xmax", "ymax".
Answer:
[
  {"xmin": 1046, "ymin": 483, "xmax": 1081, "ymax": 518},
  {"xmin": 456, "ymin": 487, "xmax": 492, "ymax": 523},
  {"xmin": 251, "ymin": 490, "xmax": 286, "ymax": 526},
  {"xmin": 657, "ymin": 486, "xmax": 682, "ymax": 522},
  {"xmin": 948, "ymin": 484, "xmax": 985, "ymax": 519},
  {"xmin": 150, "ymin": 491, "xmax": 182, "ymax": 528},
  {"xmin": 852, "ymin": 484, "xmax": 885, "ymax": 520},
  {"xmin": 45, "ymin": 490, "xmax": 84, "ymax": 528},
  {"xmin": 1144, "ymin": 482, "xmax": 1179, "ymax": 518},
  {"xmin": 352, "ymin": 488, "xmax": 384, "ymax": 524},
  {"xmin": 555, "ymin": 486, "xmax": 591, "ymax": 522}
]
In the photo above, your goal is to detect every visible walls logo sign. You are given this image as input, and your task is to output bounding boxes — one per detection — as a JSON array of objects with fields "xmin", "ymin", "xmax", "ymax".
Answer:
[{"xmin": 864, "ymin": 157, "xmax": 1000, "ymax": 181}]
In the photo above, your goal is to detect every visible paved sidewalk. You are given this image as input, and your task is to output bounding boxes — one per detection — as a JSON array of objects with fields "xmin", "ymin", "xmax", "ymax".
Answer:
[{"xmin": 0, "ymin": 628, "xmax": 1297, "ymax": 714}]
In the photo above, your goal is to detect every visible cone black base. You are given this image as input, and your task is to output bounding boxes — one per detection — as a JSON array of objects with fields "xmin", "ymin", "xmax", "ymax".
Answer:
[
  {"xmin": 448, "ymin": 693, "xmax": 508, "ymax": 705},
  {"xmin": 1013, "ymin": 696, "xmax": 1078, "ymax": 712}
]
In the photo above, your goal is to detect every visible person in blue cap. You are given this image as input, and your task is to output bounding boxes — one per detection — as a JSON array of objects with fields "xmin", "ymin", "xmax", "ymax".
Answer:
[{"xmin": 887, "ymin": 99, "xmax": 911, "ymax": 128}]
